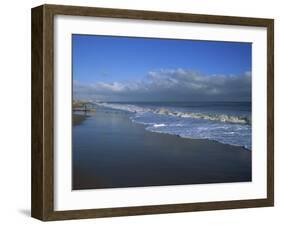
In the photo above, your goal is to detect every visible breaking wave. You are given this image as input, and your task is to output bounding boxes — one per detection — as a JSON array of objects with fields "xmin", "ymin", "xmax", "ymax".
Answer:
[{"xmin": 96, "ymin": 102, "xmax": 251, "ymax": 125}]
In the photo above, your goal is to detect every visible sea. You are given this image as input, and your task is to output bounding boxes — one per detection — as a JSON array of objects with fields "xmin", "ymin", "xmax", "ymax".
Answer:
[{"xmin": 94, "ymin": 101, "xmax": 252, "ymax": 150}]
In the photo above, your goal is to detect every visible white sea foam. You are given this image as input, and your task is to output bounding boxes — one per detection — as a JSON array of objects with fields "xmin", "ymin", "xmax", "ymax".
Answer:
[
  {"xmin": 95, "ymin": 102, "xmax": 252, "ymax": 150},
  {"xmin": 96, "ymin": 102, "xmax": 149, "ymax": 113},
  {"xmin": 153, "ymin": 124, "xmax": 166, "ymax": 128},
  {"xmin": 96, "ymin": 103, "xmax": 251, "ymax": 125}
]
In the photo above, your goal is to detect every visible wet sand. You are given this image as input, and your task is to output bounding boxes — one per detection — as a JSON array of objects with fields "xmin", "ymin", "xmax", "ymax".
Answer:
[
  {"xmin": 73, "ymin": 113, "xmax": 88, "ymax": 126},
  {"xmin": 72, "ymin": 108, "xmax": 251, "ymax": 190}
]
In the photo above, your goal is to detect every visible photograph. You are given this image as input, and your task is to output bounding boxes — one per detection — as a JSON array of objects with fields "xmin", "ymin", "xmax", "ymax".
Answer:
[
  {"xmin": 72, "ymin": 34, "xmax": 252, "ymax": 190},
  {"xmin": 30, "ymin": 3, "xmax": 274, "ymax": 221}
]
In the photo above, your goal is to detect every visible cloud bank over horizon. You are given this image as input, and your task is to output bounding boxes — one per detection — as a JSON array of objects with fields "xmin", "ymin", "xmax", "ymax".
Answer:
[{"xmin": 73, "ymin": 69, "xmax": 251, "ymax": 102}]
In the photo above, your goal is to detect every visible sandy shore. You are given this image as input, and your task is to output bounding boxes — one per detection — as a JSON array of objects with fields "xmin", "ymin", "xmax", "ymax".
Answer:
[
  {"xmin": 72, "ymin": 107, "xmax": 251, "ymax": 190},
  {"xmin": 72, "ymin": 113, "xmax": 88, "ymax": 126}
]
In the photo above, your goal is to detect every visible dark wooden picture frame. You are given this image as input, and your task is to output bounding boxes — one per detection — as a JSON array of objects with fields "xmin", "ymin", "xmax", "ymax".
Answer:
[{"xmin": 31, "ymin": 4, "xmax": 274, "ymax": 221}]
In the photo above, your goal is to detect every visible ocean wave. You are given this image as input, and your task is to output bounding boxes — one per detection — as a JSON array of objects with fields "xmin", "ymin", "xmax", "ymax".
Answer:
[
  {"xmin": 96, "ymin": 102, "xmax": 148, "ymax": 113},
  {"xmin": 153, "ymin": 124, "xmax": 166, "ymax": 127},
  {"xmin": 95, "ymin": 102, "xmax": 251, "ymax": 150},
  {"xmin": 155, "ymin": 108, "xmax": 251, "ymax": 124},
  {"xmin": 144, "ymin": 122, "xmax": 251, "ymax": 150},
  {"xmin": 96, "ymin": 103, "xmax": 251, "ymax": 125}
]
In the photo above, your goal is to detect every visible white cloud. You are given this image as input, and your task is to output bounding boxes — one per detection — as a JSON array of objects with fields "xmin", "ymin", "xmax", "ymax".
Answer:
[{"xmin": 74, "ymin": 69, "xmax": 251, "ymax": 102}]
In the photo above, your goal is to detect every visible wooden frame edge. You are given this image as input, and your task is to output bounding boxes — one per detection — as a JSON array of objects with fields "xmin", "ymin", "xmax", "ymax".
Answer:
[
  {"xmin": 31, "ymin": 5, "xmax": 44, "ymax": 220},
  {"xmin": 31, "ymin": 4, "xmax": 55, "ymax": 221},
  {"xmin": 266, "ymin": 19, "xmax": 274, "ymax": 206},
  {"xmin": 43, "ymin": 4, "xmax": 273, "ymax": 26},
  {"xmin": 31, "ymin": 4, "xmax": 274, "ymax": 221},
  {"xmin": 42, "ymin": 198, "xmax": 272, "ymax": 221}
]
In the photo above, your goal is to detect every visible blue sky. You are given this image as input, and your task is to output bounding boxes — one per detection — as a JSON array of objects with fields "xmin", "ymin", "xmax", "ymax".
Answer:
[{"xmin": 72, "ymin": 34, "xmax": 252, "ymax": 101}]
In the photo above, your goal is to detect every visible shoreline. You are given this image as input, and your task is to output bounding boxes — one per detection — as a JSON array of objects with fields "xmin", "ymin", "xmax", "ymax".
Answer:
[
  {"xmin": 73, "ymin": 110, "xmax": 250, "ymax": 151},
  {"xmin": 95, "ymin": 102, "xmax": 251, "ymax": 150},
  {"xmin": 72, "ymin": 108, "xmax": 252, "ymax": 190},
  {"xmin": 73, "ymin": 114, "xmax": 87, "ymax": 126},
  {"xmin": 139, "ymin": 125, "xmax": 251, "ymax": 151}
]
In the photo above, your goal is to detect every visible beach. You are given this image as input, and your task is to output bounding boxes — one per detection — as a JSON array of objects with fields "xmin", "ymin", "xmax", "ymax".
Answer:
[
  {"xmin": 73, "ymin": 114, "xmax": 88, "ymax": 126},
  {"xmin": 72, "ymin": 106, "xmax": 252, "ymax": 190}
]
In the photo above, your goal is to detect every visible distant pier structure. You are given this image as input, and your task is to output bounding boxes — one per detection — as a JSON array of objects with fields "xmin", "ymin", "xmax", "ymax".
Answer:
[{"xmin": 73, "ymin": 100, "xmax": 95, "ymax": 112}]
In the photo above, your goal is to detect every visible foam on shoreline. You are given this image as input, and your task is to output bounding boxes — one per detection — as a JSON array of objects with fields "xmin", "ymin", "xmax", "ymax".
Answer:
[{"xmin": 96, "ymin": 102, "xmax": 251, "ymax": 125}]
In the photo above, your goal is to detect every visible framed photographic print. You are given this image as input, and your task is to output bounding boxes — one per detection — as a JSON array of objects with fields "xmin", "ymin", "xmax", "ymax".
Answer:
[{"xmin": 31, "ymin": 4, "xmax": 274, "ymax": 221}]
